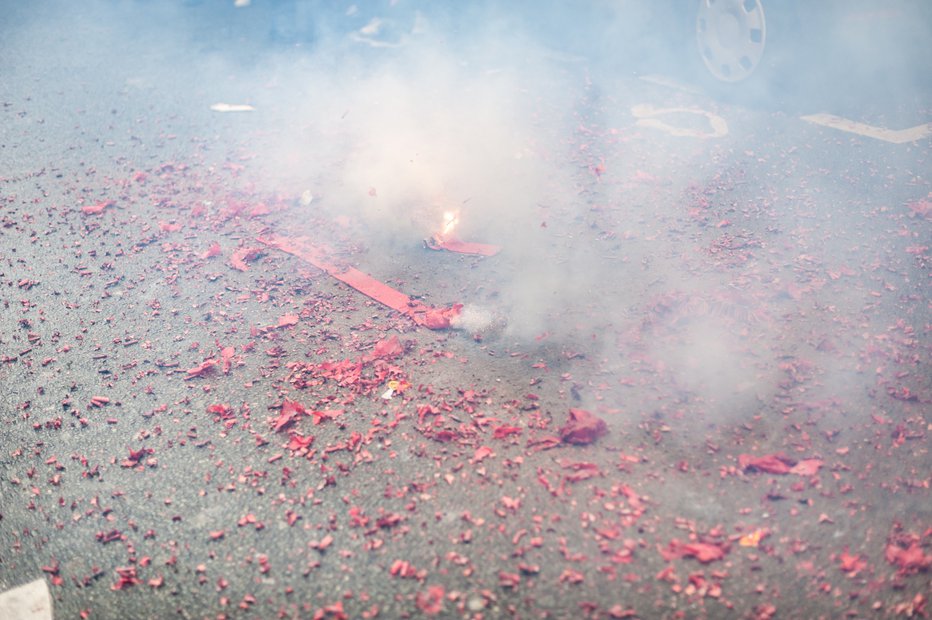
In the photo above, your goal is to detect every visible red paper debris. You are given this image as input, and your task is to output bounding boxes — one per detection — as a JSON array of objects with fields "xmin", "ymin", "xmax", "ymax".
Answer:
[
  {"xmin": 259, "ymin": 234, "xmax": 461, "ymax": 329},
  {"xmin": 789, "ymin": 458, "xmax": 824, "ymax": 476},
  {"xmin": 81, "ymin": 200, "xmax": 114, "ymax": 215},
  {"xmin": 471, "ymin": 446, "xmax": 493, "ymax": 463},
  {"xmin": 493, "ymin": 424, "xmax": 522, "ymax": 439},
  {"xmin": 885, "ymin": 541, "xmax": 932, "ymax": 574},
  {"xmin": 558, "ymin": 408, "xmax": 608, "ymax": 445},
  {"xmin": 415, "ymin": 585, "xmax": 445, "ymax": 615},
  {"xmin": 738, "ymin": 453, "xmax": 795, "ymax": 475},
  {"xmin": 269, "ymin": 314, "xmax": 299, "ymax": 330},
  {"xmin": 907, "ymin": 197, "xmax": 932, "ymax": 219},
  {"xmin": 202, "ymin": 242, "xmax": 221, "ymax": 259},
  {"xmin": 185, "ymin": 359, "xmax": 217, "ymax": 380},
  {"xmin": 230, "ymin": 247, "xmax": 263, "ymax": 271},
  {"xmin": 498, "ymin": 571, "xmax": 521, "ymax": 588},
  {"xmin": 309, "ymin": 409, "xmax": 343, "ymax": 425},
  {"xmin": 220, "ymin": 346, "xmax": 235, "ymax": 374},
  {"xmin": 838, "ymin": 550, "xmax": 867, "ymax": 575},
  {"xmin": 111, "ymin": 566, "xmax": 141, "ymax": 590},
  {"xmin": 662, "ymin": 539, "xmax": 728, "ymax": 563},
  {"xmin": 369, "ymin": 335, "xmax": 403, "ymax": 360},
  {"xmin": 272, "ymin": 399, "xmax": 307, "ymax": 432}
]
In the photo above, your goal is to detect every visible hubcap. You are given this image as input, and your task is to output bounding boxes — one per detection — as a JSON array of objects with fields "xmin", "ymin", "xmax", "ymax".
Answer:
[{"xmin": 696, "ymin": 0, "xmax": 766, "ymax": 82}]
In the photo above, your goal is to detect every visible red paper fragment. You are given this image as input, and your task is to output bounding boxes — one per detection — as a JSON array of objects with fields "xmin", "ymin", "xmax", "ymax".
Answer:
[
  {"xmin": 559, "ymin": 408, "xmax": 607, "ymax": 445},
  {"xmin": 271, "ymin": 314, "xmax": 299, "ymax": 330},
  {"xmin": 493, "ymin": 424, "xmax": 522, "ymax": 439},
  {"xmin": 789, "ymin": 458, "xmax": 824, "ymax": 476},
  {"xmin": 230, "ymin": 247, "xmax": 263, "ymax": 271},
  {"xmin": 220, "ymin": 346, "xmax": 235, "ymax": 374},
  {"xmin": 663, "ymin": 539, "xmax": 728, "ymax": 563},
  {"xmin": 258, "ymin": 234, "xmax": 461, "ymax": 330},
  {"xmin": 81, "ymin": 200, "xmax": 114, "ymax": 215},
  {"xmin": 185, "ymin": 359, "xmax": 217, "ymax": 380},
  {"xmin": 249, "ymin": 203, "xmax": 271, "ymax": 218},
  {"xmin": 309, "ymin": 409, "xmax": 343, "ymax": 425},
  {"xmin": 415, "ymin": 585, "xmax": 445, "ymax": 615},
  {"xmin": 738, "ymin": 453, "xmax": 795, "ymax": 475},
  {"xmin": 498, "ymin": 571, "xmax": 521, "ymax": 588},
  {"xmin": 907, "ymin": 197, "xmax": 932, "ymax": 219},
  {"xmin": 838, "ymin": 550, "xmax": 867, "ymax": 575},
  {"xmin": 111, "ymin": 566, "xmax": 141, "ymax": 590},
  {"xmin": 471, "ymin": 446, "xmax": 493, "ymax": 464},
  {"xmin": 203, "ymin": 242, "xmax": 221, "ymax": 259},
  {"xmin": 272, "ymin": 399, "xmax": 307, "ymax": 432},
  {"xmin": 370, "ymin": 335, "xmax": 403, "ymax": 360},
  {"xmin": 885, "ymin": 541, "xmax": 932, "ymax": 574}
]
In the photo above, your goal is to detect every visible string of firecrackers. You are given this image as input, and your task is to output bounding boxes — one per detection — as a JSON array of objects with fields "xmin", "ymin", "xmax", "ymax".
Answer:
[{"xmin": 257, "ymin": 234, "xmax": 462, "ymax": 329}]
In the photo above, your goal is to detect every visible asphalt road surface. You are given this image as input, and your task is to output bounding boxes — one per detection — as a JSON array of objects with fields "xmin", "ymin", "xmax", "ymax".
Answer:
[{"xmin": 1, "ymin": 2, "xmax": 929, "ymax": 619}]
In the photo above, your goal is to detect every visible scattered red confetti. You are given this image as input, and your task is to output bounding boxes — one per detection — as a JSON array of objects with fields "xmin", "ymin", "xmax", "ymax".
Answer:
[{"xmin": 558, "ymin": 408, "xmax": 607, "ymax": 445}]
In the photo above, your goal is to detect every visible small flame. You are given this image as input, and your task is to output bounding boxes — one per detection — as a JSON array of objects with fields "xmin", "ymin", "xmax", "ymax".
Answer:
[{"xmin": 439, "ymin": 210, "xmax": 459, "ymax": 240}]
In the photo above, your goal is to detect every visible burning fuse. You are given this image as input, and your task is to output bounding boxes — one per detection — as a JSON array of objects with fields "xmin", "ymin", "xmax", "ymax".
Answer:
[{"xmin": 425, "ymin": 210, "xmax": 500, "ymax": 257}]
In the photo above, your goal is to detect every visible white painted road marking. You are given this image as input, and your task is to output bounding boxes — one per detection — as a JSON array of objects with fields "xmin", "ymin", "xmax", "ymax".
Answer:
[
  {"xmin": 631, "ymin": 104, "xmax": 729, "ymax": 138},
  {"xmin": 801, "ymin": 113, "xmax": 932, "ymax": 143}
]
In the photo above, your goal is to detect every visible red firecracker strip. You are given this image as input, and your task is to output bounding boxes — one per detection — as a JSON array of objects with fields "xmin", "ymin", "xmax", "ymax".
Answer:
[
  {"xmin": 258, "ymin": 234, "xmax": 461, "ymax": 329},
  {"xmin": 425, "ymin": 236, "xmax": 501, "ymax": 256}
]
